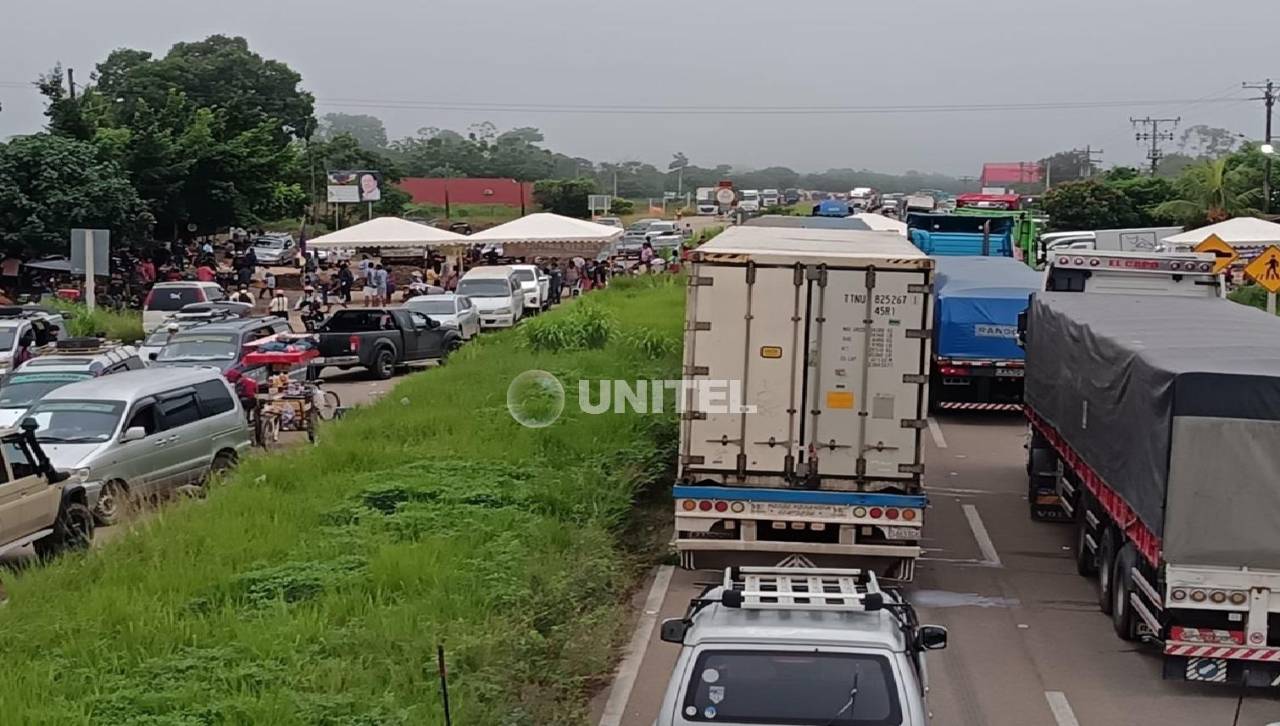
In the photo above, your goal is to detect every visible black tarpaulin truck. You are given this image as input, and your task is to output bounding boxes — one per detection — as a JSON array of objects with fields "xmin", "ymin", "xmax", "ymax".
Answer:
[{"xmin": 1022, "ymin": 292, "xmax": 1280, "ymax": 687}]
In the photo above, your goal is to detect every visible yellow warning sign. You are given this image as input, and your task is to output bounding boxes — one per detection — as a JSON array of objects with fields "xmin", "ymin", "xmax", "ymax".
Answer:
[
  {"xmin": 1193, "ymin": 233, "xmax": 1238, "ymax": 275},
  {"xmin": 826, "ymin": 391, "xmax": 855, "ymax": 409},
  {"xmin": 1244, "ymin": 245, "xmax": 1280, "ymax": 294}
]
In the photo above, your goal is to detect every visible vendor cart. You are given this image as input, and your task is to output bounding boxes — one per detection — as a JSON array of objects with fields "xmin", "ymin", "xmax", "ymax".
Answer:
[{"xmin": 243, "ymin": 344, "xmax": 331, "ymax": 448}]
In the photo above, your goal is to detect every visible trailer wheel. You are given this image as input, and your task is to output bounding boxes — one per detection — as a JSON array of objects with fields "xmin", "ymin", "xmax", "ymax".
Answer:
[
  {"xmin": 1074, "ymin": 509, "xmax": 1098, "ymax": 577},
  {"xmin": 1097, "ymin": 529, "xmax": 1117, "ymax": 615},
  {"xmin": 1111, "ymin": 543, "xmax": 1140, "ymax": 641}
]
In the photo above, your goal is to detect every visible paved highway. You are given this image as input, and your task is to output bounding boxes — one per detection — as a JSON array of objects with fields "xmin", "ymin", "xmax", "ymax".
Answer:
[{"xmin": 601, "ymin": 413, "xmax": 1280, "ymax": 726}]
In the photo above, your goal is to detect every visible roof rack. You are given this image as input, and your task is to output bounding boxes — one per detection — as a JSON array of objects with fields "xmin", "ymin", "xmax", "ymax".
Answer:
[
  {"xmin": 721, "ymin": 566, "xmax": 882, "ymax": 612},
  {"xmin": 52, "ymin": 337, "xmax": 121, "ymax": 354},
  {"xmin": 0, "ymin": 306, "xmax": 53, "ymax": 320}
]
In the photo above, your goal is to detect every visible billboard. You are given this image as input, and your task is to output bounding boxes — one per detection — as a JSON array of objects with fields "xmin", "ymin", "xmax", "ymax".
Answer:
[{"xmin": 327, "ymin": 171, "xmax": 382, "ymax": 203}]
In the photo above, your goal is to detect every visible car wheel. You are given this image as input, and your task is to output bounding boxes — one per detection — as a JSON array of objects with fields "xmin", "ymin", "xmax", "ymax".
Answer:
[
  {"xmin": 93, "ymin": 481, "xmax": 127, "ymax": 526},
  {"xmin": 372, "ymin": 349, "xmax": 395, "ymax": 380},
  {"xmin": 208, "ymin": 451, "xmax": 238, "ymax": 483},
  {"xmin": 1112, "ymin": 543, "xmax": 1140, "ymax": 641},
  {"xmin": 34, "ymin": 501, "xmax": 94, "ymax": 559}
]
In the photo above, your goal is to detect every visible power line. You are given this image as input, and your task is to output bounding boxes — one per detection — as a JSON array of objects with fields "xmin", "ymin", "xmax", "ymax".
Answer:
[{"xmin": 1130, "ymin": 116, "xmax": 1180, "ymax": 174}]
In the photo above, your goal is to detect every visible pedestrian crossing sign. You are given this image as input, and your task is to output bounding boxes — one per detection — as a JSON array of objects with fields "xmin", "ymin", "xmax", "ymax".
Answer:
[
  {"xmin": 1244, "ymin": 245, "xmax": 1280, "ymax": 294},
  {"xmin": 1193, "ymin": 234, "xmax": 1238, "ymax": 275}
]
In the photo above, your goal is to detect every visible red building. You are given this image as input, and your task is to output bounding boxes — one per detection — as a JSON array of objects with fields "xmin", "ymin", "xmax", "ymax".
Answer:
[
  {"xmin": 397, "ymin": 177, "xmax": 533, "ymax": 208},
  {"xmin": 979, "ymin": 162, "xmax": 1043, "ymax": 188}
]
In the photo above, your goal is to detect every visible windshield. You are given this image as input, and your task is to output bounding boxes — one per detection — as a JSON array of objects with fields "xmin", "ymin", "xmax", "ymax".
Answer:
[
  {"xmin": 0, "ymin": 329, "xmax": 15, "ymax": 351},
  {"xmin": 255, "ymin": 238, "xmax": 287, "ymax": 249},
  {"xmin": 681, "ymin": 651, "xmax": 901, "ymax": 725},
  {"xmin": 148, "ymin": 287, "xmax": 204, "ymax": 312},
  {"xmin": 26, "ymin": 399, "xmax": 126, "ymax": 444},
  {"xmin": 512, "ymin": 269, "xmax": 536, "ymax": 282},
  {"xmin": 457, "ymin": 279, "xmax": 511, "ymax": 297},
  {"xmin": 144, "ymin": 328, "xmax": 180, "ymax": 346},
  {"xmin": 406, "ymin": 300, "xmax": 456, "ymax": 316},
  {"xmin": 156, "ymin": 333, "xmax": 239, "ymax": 361},
  {"xmin": 0, "ymin": 372, "xmax": 93, "ymax": 409}
]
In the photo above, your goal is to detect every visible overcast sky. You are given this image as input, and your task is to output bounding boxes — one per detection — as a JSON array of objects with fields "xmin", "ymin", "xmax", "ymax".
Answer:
[{"xmin": 1, "ymin": 0, "xmax": 1274, "ymax": 175}]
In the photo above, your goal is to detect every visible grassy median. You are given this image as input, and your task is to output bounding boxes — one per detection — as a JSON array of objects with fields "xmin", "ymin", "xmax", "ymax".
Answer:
[{"xmin": 0, "ymin": 276, "xmax": 684, "ymax": 725}]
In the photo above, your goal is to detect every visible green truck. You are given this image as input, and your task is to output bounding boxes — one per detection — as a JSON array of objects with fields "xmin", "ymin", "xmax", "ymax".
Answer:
[{"xmin": 950, "ymin": 207, "xmax": 1042, "ymax": 267}]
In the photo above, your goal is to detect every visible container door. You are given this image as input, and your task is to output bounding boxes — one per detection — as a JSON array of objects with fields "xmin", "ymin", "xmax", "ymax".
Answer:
[
  {"xmin": 802, "ymin": 267, "xmax": 930, "ymax": 481},
  {"xmin": 682, "ymin": 263, "xmax": 803, "ymax": 478}
]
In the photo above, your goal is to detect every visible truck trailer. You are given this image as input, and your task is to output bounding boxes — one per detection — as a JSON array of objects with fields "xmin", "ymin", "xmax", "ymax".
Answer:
[
  {"xmin": 930, "ymin": 257, "xmax": 1041, "ymax": 412},
  {"xmin": 1023, "ymin": 293, "xmax": 1280, "ymax": 687},
  {"xmin": 906, "ymin": 213, "xmax": 1016, "ymax": 257},
  {"xmin": 676, "ymin": 226, "xmax": 934, "ymax": 579}
]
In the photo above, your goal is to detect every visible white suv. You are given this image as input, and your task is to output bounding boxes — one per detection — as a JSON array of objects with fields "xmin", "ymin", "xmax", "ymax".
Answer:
[
  {"xmin": 509, "ymin": 264, "xmax": 551, "ymax": 313},
  {"xmin": 656, "ymin": 568, "xmax": 947, "ymax": 726},
  {"xmin": 143, "ymin": 282, "xmax": 228, "ymax": 332}
]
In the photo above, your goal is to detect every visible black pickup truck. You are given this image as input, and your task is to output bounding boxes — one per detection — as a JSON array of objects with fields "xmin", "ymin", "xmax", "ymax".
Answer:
[{"xmin": 312, "ymin": 308, "xmax": 462, "ymax": 379}]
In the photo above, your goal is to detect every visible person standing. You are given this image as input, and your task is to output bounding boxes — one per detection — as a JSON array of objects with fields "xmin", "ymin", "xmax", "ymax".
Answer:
[
  {"xmin": 196, "ymin": 262, "xmax": 216, "ymax": 282},
  {"xmin": 337, "ymin": 262, "xmax": 354, "ymax": 304},
  {"xmin": 548, "ymin": 260, "xmax": 563, "ymax": 305},
  {"xmin": 268, "ymin": 289, "xmax": 290, "ymax": 315},
  {"xmin": 639, "ymin": 241, "xmax": 655, "ymax": 271},
  {"xmin": 230, "ymin": 285, "xmax": 254, "ymax": 305},
  {"xmin": 261, "ymin": 270, "xmax": 276, "ymax": 301},
  {"xmin": 374, "ymin": 264, "xmax": 389, "ymax": 306}
]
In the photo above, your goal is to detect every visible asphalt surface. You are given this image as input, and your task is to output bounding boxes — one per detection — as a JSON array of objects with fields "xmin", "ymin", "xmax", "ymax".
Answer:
[{"xmin": 604, "ymin": 413, "xmax": 1280, "ymax": 726}]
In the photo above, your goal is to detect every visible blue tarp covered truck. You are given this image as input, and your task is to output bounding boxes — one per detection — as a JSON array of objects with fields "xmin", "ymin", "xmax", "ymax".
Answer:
[
  {"xmin": 907, "ymin": 213, "xmax": 1016, "ymax": 257},
  {"xmin": 930, "ymin": 256, "xmax": 1042, "ymax": 411}
]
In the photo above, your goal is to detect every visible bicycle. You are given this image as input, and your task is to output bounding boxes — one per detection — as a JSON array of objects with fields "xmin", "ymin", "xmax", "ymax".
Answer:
[{"xmin": 311, "ymin": 379, "xmax": 342, "ymax": 421}]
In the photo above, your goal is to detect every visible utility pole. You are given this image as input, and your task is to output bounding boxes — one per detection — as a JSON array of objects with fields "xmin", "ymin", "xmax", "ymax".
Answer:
[
  {"xmin": 1130, "ymin": 117, "xmax": 1180, "ymax": 175},
  {"xmin": 1243, "ymin": 79, "xmax": 1275, "ymax": 214},
  {"xmin": 1081, "ymin": 146, "xmax": 1104, "ymax": 177},
  {"xmin": 66, "ymin": 68, "xmax": 76, "ymax": 100}
]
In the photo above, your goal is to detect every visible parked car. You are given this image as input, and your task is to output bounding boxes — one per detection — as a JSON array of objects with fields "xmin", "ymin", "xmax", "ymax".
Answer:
[
  {"xmin": 0, "ymin": 420, "xmax": 93, "ymax": 561},
  {"xmin": 142, "ymin": 282, "xmax": 228, "ymax": 332},
  {"xmin": 643, "ymin": 221, "xmax": 684, "ymax": 251},
  {"xmin": 594, "ymin": 216, "xmax": 624, "ymax": 229},
  {"xmin": 150, "ymin": 316, "xmax": 294, "ymax": 372},
  {"xmin": 457, "ymin": 267, "xmax": 526, "ymax": 329},
  {"xmin": 509, "ymin": 264, "xmax": 551, "ymax": 312},
  {"xmin": 23, "ymin": 367, "xmax": 253, "ymax": 525},
  {"xmin": 312, "ymin": 308, "xmax": 462, "ymax": 380},
  {"xmin": 0, "ymin": 307, "xmax": 67, "ymax": 375},
  {"xmin": 140, "ymin": 303, "xmax": 254, "ymax": 362},
  {"xmin": 402, "ymin": 294, "xmax": 481, "ymax": 340},
  {"xmin": 250, "ymin": 233, "xmax": 297, "ymax": 266},
  {"xmin": 655, "ymin": 567, "xmax": 947, "ymax": 726},
  {"xmin": 617, "ymin": 218, "xmax": 663, "ymax": 255},
  {"xmin": 0, "ymin": 339, "xmax": 145, "ymax": 427}
]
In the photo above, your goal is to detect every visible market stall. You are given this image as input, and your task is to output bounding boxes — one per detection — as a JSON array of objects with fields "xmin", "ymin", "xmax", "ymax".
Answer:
[
  {"xmin": 466, "ymin": 212, "xmax": 623, "ymax": 259},
  {"xmin": 1161, "ymin": 217, "xmax": 1280, "ymax": 257}
]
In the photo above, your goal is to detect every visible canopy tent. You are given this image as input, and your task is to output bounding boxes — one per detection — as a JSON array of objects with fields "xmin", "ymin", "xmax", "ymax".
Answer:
[
  {"xmin": 1162, "ymin": 217, "xmax": 1280, "ymax": 253},
  {"xmin": 305, "ymin": 217, "xmax": 469, "ymax": 250},
  {"xmin": 853, "ymin": 213, "xmax": 908, "ymax": 235},
  {"xmin": 467, "ymin": 213, "xmax": 623, "ymax": 258}
]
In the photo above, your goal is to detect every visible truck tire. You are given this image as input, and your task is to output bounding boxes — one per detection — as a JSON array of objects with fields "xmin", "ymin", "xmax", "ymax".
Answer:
[
  {"xmin": 34, "ymin": 501, "xmax": 94, "ymax": 560},
  {"xmin": 372, "ymin": 348, "xmax": 395, "ymax": 380},
  {"xmin": 1097, "ymin": 529, "xmax": 1117, "ymax": 615},
  {"xmin": 1075, "ymin": 509, "xmax": 1098, "ymax": 577},
  {"xmin": 1111, "ymin": 543, "xmax": 1140, "ymax": 641}
]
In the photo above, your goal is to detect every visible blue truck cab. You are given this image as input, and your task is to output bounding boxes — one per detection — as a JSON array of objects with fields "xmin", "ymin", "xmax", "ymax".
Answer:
[
  {"xmin": 929, "ymin": 256, "xmax": 1042, "ymax": 411},
  {"xmin": 907, "ymin": 213, "xmax": 1016, "ymax": 257}
]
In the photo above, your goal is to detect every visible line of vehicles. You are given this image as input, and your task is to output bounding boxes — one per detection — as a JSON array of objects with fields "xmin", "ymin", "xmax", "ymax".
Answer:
[{"xmin": 668, "ymin": 209, "xmax": 1280, "ymax": 702}]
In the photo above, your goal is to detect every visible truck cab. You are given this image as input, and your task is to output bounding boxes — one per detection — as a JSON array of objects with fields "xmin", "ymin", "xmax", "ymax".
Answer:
[
  {"xmin": 656, "ymin": 567, "xmax": 945, "ymax": 726},
  {"xmin": 737, "ymin": 190, "xmax": 761, "ymax": 213},
  {"xmin": 1042, "ymin": 250, "xmax": 1222, "ymax": 297},
  {"xmin": 760, "ymin": 189, "xmax": 780, "ymax": 208}
]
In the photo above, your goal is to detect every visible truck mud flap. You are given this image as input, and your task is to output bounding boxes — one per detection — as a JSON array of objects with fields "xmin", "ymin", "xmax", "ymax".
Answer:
[{"xmin": 1165, "ymin": 654, "xmax": 1280, "ymax": 687}]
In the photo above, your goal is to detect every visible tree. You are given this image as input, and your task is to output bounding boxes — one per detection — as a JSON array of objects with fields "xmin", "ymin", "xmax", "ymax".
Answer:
[
  {"xmin": 1041, "ymin": 180, "xmax": 1140, "ymax": 231},
  {"xmin": 0, "ymin": 134, "xmax": 150, "ymax": 255},
  {"xmin": 1153, "ymin": 157, "xmax": 1262, "ymax": 226},
  {"xmin": 316, "ymin": 113, "xmax": 388, "ymax": 150},
  {"xmin": 532, "ymin": 178, "xmax": 597, "ymax": 217},
  {"xmin": 1108, "ymin": 175, "xmax": 1177, "ymax": 225},
  {"xmin": 1039, "ymin": 150, "xmax": 1093, "ymax": 185},
  {"xmin": 1178, "ymin": 125, "xmax": 1242, "ymax": 159}
]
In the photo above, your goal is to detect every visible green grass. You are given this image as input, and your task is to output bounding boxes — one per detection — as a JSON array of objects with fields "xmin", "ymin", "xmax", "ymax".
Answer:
[
  {"xmin": 45, "ymin": 301, "xmax": 145, "ymax": 343},
  {"xmin": 0, "ymin": 279, "xmax": 685, "ymax": 725},
  {"xmin": 1228, "ymin": 283, "xmax": 1280, "ymax": 314}
]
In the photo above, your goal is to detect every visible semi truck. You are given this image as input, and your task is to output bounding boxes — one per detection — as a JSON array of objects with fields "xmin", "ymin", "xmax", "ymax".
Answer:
[
  {"xmin": 676, "ymin": 226, "xmax": 934, "ymax": 580},
  {"xmin": 1042, "ymin": 249, "xmax": 1221, "ymax": 297},
  {"xmin": 1022, "ymin": 293, "xmax": 1280, "ymax": 687},
  {"xmin": 695, "ymin": 187, "xmax": 717, "ymax": 215},
  {"xmin": 906, "ymin": 213, "xmax": 1016, "ymax": 257},
  {"xmin": 929, "ymin": 257, "xmax": 1042, "ymax": 412}
]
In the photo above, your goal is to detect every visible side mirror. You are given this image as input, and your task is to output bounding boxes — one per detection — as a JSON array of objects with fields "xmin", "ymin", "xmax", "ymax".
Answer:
[
  {"xmin": 918, "ymin": 625, "xmax": 948, "ymax": 651},
  {"xmin": 660, "ymin": 618, "xmax": 689, "ymax": 644},
  {"xmin": 1016, "ymin": 308, "xmax": 1029, "ymax": 349},
  {"xmin": 428, "ymin": 317, "xmax": 440, "ymax": 329},
  {"xmin": 862, "ymin": 592, "xmax": 884, "ymax": 612},
  {"xmin": 149, "ymin": 352, "xmax": 159, "ymax": 361},
  {"xmin": 121, "ymin": 426, "xmax": 147, "ymax": 443}
]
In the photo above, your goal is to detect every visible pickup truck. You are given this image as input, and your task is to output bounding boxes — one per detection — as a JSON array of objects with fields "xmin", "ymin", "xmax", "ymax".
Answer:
[{"xmin": 312, "ymin": 308, "xmax": 462, "ymax": 380}]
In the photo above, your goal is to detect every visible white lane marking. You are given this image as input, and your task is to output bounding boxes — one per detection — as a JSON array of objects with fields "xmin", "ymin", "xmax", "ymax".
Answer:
[
  {"xmin": 927, "ymin": 416, "xmax": 947, "ymax": 449},
  {"xmin": 598, "ymin": 565, "xmax": 674, "ymax": 726},
  {"xmin": 1044, "ymin": 691, "xmax": 1080, "ymax": 726},
  {"xmin": 962, "ymin": 504, "xmax": 1002, "ymax": 567}
]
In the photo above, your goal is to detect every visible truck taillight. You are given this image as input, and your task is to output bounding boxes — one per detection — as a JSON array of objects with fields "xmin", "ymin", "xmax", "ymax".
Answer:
[
  {"xmin": 1057, "ymin": 256, "xmax": 1069, "ymax": 265},
  {"xmin": 698, "ymin": 500, "xmax": 713, "ymax": 512},
  {"xmin": 868, "ymin": 507, "xmax": 883, "ymax": 519},
  {"xmin": 680, "ymin": 500, "xmax": 696, "ymax": 511},
  {"xmin": 884, "ymin": 508, "xmax": 900, "ymax": 520},
  {"xmin": 940, "ymin": 366, "xmax": 970, "ymax": 377},
  {"xmin": 348, "ymin": 335, "xmax": 360, "ymax": 352},
  {"xmin": 713, "ymin": 501, "xmax": 728, "ymax": 513},
  {"xmin": 901, "ymin": 509, "xmax": 918, "ymax": 522}
]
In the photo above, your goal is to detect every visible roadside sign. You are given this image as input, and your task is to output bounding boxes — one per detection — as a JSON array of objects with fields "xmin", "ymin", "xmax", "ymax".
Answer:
[
  {"xmin": 1244, "ymin": 245, "xmax": 1280, "ymax": 294},
  {"xmin": 1193, "ymin": 234, "xmax": 1238, "ymax": 275},
  {"xmin": 587, "ymin": 194, "xmax": 611, "ymax": 214}
]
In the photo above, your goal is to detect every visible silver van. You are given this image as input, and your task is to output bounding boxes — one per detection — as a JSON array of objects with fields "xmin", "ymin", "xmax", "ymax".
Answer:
[{"xmin": 21, "ymin": 367, "xmax": 252, "ymax": 524}]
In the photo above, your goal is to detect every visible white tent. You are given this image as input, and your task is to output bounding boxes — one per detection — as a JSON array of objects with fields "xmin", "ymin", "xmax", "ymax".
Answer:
[
  {"xmin": 852, "ymin": 213, "xmax": 908, "ymax": 235},
  {"xmin": 467, "ymin": 213, "xmax": 623, "ymax": 257},
  {"xmin": 306, "ymin": 217, "xmax": 469, "ymax": 249},
  {"xmin": 1162, "ymin": 217, "xmax": 1280, "ymax": 250}
]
